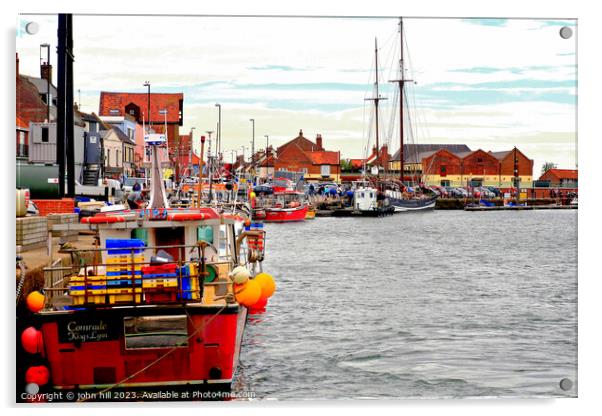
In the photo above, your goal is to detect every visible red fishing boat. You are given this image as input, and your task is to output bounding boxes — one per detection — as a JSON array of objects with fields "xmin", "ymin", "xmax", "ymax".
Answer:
[
  {"xmin": 20, "ymin": 133, "xmax": 275, "ymax": 402},
  {"xmin": 253, "ymin": 178, "xmax": 308, "ymax": 223}
]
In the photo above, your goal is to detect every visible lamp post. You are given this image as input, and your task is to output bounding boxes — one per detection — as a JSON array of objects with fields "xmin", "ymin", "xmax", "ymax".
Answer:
[
  {"xmin": 189, "ymin": 127, "xmax": 195, "ymax": 177},
  {"xmin": 249, "ymin": 118, "xmax": 255, "ymax": 176},
  {"xmin": 143, "ymin": 81, "xmax": 151, "ymax": 131},
  {"xmin": 215, "ymin": 103, "xmax": 221, "ymax": 160},
  {"xmin": 206, "ymin": 130, "xmax": 214, "ymax": 202}
]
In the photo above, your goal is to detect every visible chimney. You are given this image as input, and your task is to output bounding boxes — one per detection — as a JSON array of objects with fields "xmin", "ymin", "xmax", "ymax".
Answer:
[
  {"xmin": 316, "ymin": 134, "xmax": 323, "ymax": 150},
  {"xmin": 41, "ymin": 62, "xmax": 52, "ymax": 84},
  {"xmin": 16, "ymin": 53, "xmax": 19, "ymax": 79},
  {"xmin": 299, "ymin": 129, "xmax": 303, "ymax": 137}
]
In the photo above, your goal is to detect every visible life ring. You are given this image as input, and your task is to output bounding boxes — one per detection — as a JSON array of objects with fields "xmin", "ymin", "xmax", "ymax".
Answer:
[
  {"xmin": 166, "ymin": 212, "xmax": 207, "ymax": 221},
  {"xmin": 81, "ymin": 216, "xmax": 125, "ymax": 224}
]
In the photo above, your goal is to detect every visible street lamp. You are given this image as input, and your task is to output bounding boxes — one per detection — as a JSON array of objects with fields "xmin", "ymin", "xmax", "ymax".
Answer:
[
  {"xmin": 249, "ymin": 118, "xmax": 255, "ymax": 175},
  {"xmin": 143, "ymin": 81, "xmax": 151, "ymax": 130},
  {"xmin": 215, "ymin": 103, "xmax": 221, "ymax": 159}
]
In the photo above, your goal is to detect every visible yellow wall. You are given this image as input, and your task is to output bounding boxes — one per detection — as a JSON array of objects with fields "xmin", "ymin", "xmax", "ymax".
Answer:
[{"xmin": 423, "ymin": 175, "xmax": 533, "ymax": 188}]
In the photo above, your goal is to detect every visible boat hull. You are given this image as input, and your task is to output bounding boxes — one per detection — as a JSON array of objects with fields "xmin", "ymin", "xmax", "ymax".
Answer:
[
  {"xmin": 35, "ymin": 304, "xmax": 247, "ymax": 401},
  {"xmin": 263, "ymin": 205, "xmax": 308, "ymax": 222},
  {"xmin": 390, "ymin": 195, "xmax": 438, "ymax": 212}
]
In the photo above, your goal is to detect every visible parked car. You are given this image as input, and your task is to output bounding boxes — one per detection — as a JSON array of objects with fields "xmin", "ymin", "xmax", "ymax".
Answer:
[
  {"xmin": 481, "ymin": 187, "xmax": 496, "ymax": 198},
  {"xmin": 454, "ymin": 187, "xmax": 469, "ymax": 197},
  {"xmin": 485, "ymin": 186, "xmax": 501, "ymax": 197}
]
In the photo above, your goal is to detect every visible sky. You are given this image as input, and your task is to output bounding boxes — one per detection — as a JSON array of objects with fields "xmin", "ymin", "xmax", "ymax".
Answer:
[{"xmin": 16, "ymin": 14, "xmax": 577, "ymax": 175}]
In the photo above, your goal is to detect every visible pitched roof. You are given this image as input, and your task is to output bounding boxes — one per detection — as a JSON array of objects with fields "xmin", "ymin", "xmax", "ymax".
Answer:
[
  {"xmin": 111, "ymin": 125, "xmax": 135, "ymax": 145},
  {"xmin": 16, "ymin": 75, "xmax": 50, "ymax": 125},
  {"xmin": 277, "ymin": 129, "xmax": 322, "ymax": 154},
  {"xmin": 488, "ymin": 150, "xmax": 512, "ymax": 160},
  {"xmin": 391, "ymin": 144, "xmax": 472, "ymax": 162},
  {"xmin": 16, "ymin": 115, "xmax": 29, "ymax": 130},
  {"xmin": 543, "ymin": 169, "xmax": 578, "ymax": 180},
  {"xmin": 99, "ymin": 91, "xmax": 183, "ymax": 124},
  {"xmin": 349, "ymin": 158, "xmax": 364, "ymax": 169},
  {"xmin": 309, "ymin": 151, "xmax": 339, "ymax": 165}
]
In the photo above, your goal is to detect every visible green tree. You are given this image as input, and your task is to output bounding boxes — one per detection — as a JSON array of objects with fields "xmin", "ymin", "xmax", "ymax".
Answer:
[
  {"xmin": 541, "ymin": 162, "xmax": 557, "ymax": 175},
  {"xmin": 340, "ymin": 158, "xmax": 353, "ymax": 172}
]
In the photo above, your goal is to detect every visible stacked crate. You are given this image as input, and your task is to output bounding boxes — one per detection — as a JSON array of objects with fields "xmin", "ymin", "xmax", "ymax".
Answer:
[
  {"xmin": 178, "ymin": 264, "xmax": 201, "ymax": 301},
  {"xmin": 16, "ymin": 216, "xmax": 48, "ymax": 251},
  {"xmin": 69, "ymin": 274, "xmax": 107, "ymax": 305},
  {"xmin": 47, "ymin": 213, "xmax": 79, "ymax": 243},
  {"xmin": 142, "ymin": 264, "xmax": 179, "ymax": 304},
  {"xmin": 105, "ymin": 239, "xmax": 145, "ymax": 304}
]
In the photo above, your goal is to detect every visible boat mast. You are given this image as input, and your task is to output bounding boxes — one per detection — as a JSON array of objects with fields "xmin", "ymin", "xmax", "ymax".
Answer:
[
  {"xmin": 389, "ymin": 17, "xmax": 412, "ymax": 184},
  {"xmin": 365, "ymin": 38, "xmax": 387, "ymax": 177}
]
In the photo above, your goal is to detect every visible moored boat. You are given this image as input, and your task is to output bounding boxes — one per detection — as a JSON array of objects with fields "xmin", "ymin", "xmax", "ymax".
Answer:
[{"xmin": 20, "ymin": 132, "xmax": 275, "ymax": 402}]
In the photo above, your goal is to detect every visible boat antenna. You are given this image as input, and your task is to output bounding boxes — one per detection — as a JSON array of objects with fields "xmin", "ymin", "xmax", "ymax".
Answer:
[
  {"xmin": 365, "ymin": 37, "xmax": 387, "ymax": 177},
  {"xmin": 389, "ymin": 17, "xmax": 413, "ymax": 184}
]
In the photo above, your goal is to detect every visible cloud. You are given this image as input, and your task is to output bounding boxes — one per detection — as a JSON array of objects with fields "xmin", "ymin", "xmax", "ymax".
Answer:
[
  {"xmin": 462, "ymin": 18, "xmax": 508, "ymax": 27},
  {"xmin": 15, "ymin": 15, "xmax": 577, "ymax": 169}
]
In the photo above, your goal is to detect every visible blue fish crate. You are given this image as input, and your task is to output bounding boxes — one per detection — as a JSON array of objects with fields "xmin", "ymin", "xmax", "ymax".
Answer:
[
  {"xmin": 179, "ymin": 265, "xmax": 191, "ymax": 277},
  {"xmin": 106, "ymin": 270, "xmax": 142, "ymax": 276},
  {"xmin": 106, "ymin": 279, "xmax": 142, "ymax": 287},
  {"xmin": 142, "ymin": 273, "xmax": 178, "ymax": 279},
  {"xmin": 106, "ymin": 238, "xmax": 145, "ymax": 255}
]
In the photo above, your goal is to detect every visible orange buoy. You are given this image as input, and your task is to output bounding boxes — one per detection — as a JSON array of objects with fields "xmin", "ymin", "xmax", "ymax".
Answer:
[
  {"xmin": 21, "ymin": 327, "xmax": 43, "ymax": 354},
  {"xmin": 234, "ymin": 280, "xmax": 261, "ymax": 307},
  {"xmin": 254, "ymin": 273, "xmax": 276, "ymax": 299},
  {"xmin": 25, "ymin": 365, "xmax": 50, "ymax": 386},
  {"xmin": 244, "ymin": 217, "xmax": 251, "ymax": 227},
  {"xmin": 26, "ymin": 291, "xmax": 45, "ymax": 313}
]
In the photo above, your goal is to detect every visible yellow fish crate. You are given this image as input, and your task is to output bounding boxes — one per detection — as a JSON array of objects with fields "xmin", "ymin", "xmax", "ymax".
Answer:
[
  {"xmin": 105, "ymin": 254, "xmax": 145, "ymax": 264},
  {"xmin": 142, "ymin": 278, "xmax": 178, "ymax": 289},
  {"xmin": 68, "ymin": 275, "xmax": 106, "ymax": 297},
  {"xmin": 107, "ymin": 287, "xmax": 143, "ymax": 304},
  {"xmin": 72, "ymin": 294, "xmax": 107, "ymax": 306}
]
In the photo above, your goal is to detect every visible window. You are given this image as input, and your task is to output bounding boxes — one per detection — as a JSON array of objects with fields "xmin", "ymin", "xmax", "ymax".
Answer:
[
  {"xmin": 320, "ymin": 165, "xmax": 330, "ymax": 176},
  {"xmin": 300, "ymin": 168, "xmax": 308, "ymax": 174},
  {"xmin": 441, "ymin": 180, "xmax": 450, "ymax": 187},
  {"xmin": 107, "ymin": 149, "xmax": 111, "ymax": 166},
  {"xmin": 440, "ymin": 165, "xmax": 447, "ymax": 177},
  {"xmin": 116, "ymin": 150, "xmax": 120, "ymax": 166},
  {"xmin": 41, "ymin": 126, "xmax": 49, "ymax": 143},
  {"xmin": 124, "ymin": 316, "xmax": 188, "ymax": 350}
]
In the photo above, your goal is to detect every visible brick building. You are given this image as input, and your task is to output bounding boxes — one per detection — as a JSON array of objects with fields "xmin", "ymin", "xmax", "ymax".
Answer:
[
  {"xmin": 99, "ymin": 91, "xmax": 183, "ymax": 156},
  {"xmin": 274, "ymin": 130, "xmax": 341, "ymax": 182},
  {"xmin": 421, "ymin": 147, "xmax": 533, "ymax": 187},
  {"xmin": 539, "ymin": 169, "xmax": 578, "ymax": 187}
]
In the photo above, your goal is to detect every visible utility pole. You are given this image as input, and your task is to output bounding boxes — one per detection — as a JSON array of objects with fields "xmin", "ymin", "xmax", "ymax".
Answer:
[
  {"xmin": 264, "ymin": 134, "xmax": 269, "ymax": 181},
  {"xmin": 215, "ymin": 103, "xmax": 221, "ymax": 161},
  {"xmin": 197, "ymin": 135, "xmax": 205, "ymax": 208},
  {"xmin": 250, "ymin": 118, "xmax": 255, "ymax": 177},
  {"xmin": 365, "ymin": 37, "xmax": 387, "ymax": 177},
  {"xmin": 57, "ymin": 14, "xmax": 75, "ymax": 197},
  {"xmin": 389, "ymin": 17, "xmax": 413, "ymax": 184},
  {"xmin": 143, "ymin": 81, "xmax": 151, "ymax": 131},
  {"xmin": 514, "ymin": 146, "xmax": 520, "ymax": 204}
]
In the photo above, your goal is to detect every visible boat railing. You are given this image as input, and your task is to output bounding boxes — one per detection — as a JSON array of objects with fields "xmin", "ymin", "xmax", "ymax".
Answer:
[{"xmin": 42, "ymin": 242, "xmax": 236, "ymax": 309}]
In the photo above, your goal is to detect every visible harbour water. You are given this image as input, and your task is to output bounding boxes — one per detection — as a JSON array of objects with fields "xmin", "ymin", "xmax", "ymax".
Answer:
[{"xmin": 236, "ymin": 210, "xmax": 577, "ymax": 399}]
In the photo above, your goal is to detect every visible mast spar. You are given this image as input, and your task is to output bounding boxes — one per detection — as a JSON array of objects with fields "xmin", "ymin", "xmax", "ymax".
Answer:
[
  {"xmin": 365, "ymin": 38, "xmax": 387, "ymax": 176},
  {"xmin": 389, "ymin": 17, "xmax": 413, "ymax": 183}
]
